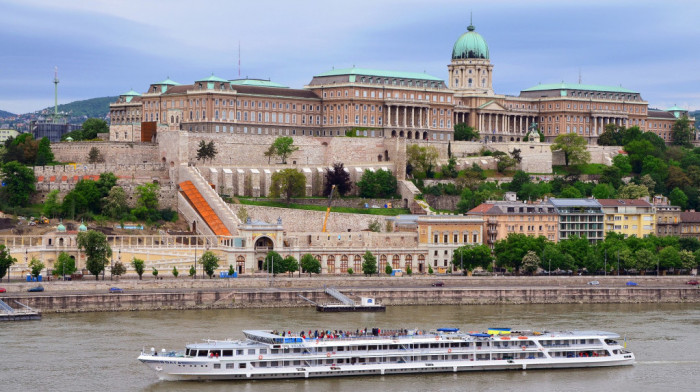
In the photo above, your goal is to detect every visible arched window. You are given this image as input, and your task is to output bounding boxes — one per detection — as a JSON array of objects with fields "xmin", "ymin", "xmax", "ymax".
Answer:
[
  {"xmin": 354, "ymin": 255, "xmax": 362, "ymax": 272},
  {"xmin": 468, "ymin": 78, "xmax": 472, "ymax": 87},
  {"xmin": 340, "ymin": 255, "xmax": 349, "ymax": 273},
  {"xmin": 327, "ymin": 255, "xmax": 335, "ymax": 274},
  {"xmin": 392, "ymin": 254, "xmax": 400, "ymax": 269},
  {"xmin": 379, "ymin": 254, "xmax": 388, "ymax": 271},
  {"xmin": 405, "ymin": 254, "xmax": 413, "ymax": 271}
]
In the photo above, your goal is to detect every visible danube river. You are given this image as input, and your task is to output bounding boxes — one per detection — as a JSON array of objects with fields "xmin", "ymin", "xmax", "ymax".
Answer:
[{"xmin": 2, "ymin": 303, "xmax": 699, "ymax": 392}]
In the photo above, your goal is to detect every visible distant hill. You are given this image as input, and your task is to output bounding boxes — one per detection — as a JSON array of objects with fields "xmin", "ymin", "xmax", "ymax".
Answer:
[
  {"xmin": 41, "ymin": 96, "xmax": 118, "ymax": 118},
  {"xmin": 0, "ymin": 109, "xmax": 16, "ymax": 118}
]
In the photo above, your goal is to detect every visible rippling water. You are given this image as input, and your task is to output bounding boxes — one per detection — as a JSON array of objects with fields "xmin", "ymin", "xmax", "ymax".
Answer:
[{"xmin": 2, "ymin": 303, "xmax": 699, "ymax": 392}]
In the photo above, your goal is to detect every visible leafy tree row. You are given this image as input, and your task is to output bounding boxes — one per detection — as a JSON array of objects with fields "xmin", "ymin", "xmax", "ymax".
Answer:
[{"xmin": 489, "ymin": 232, "xmax": 700, "ymax": 275}]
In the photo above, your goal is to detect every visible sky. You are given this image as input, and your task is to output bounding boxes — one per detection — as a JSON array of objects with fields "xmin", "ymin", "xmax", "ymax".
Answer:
[{"xmin": 1, "ymin": 0, "xmax": 700, "ymax": 115}]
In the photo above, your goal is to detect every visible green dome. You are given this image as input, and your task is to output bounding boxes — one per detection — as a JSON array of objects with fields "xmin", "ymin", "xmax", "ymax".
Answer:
[
  {"xmin": 57, "ymin": 223, "xmax": 66, "ymax": 232},
  {"xmin": 452, "ymin": 25, "xmax": 489, "ymax": 60},
  {"xmin": 78, "ymin": 222, "xmax": 87, "ymax": 232}
]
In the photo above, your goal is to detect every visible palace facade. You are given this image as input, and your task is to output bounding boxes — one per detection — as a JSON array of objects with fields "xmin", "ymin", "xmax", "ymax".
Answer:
[{"xmin": 110, "ymin": 22, "xmax": 697, "ymax": 146}]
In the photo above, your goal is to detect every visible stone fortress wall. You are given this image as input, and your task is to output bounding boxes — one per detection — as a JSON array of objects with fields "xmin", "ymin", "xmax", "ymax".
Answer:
[{"xmin": 50, "ymin": 142, "xmax": 160, "ymax": 165}]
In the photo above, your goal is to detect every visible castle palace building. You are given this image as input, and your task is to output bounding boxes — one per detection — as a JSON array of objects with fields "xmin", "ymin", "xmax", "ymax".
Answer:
[{"xmin": 110, "ymin": 23, "xmax": 696, "ymax": 145}]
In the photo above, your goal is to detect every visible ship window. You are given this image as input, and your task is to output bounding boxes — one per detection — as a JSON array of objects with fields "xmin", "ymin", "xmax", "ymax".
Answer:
[
  {"xmin": 236, "ymin": 350, "xmax": 243, "ymax": 355},
  {"xmin": 213, "ymin": 364, "xmax": 221, "ymax": 369},
  {"xmin": 185, "ymin": 349, "xmax": 191, "ymax": 356},
  {"xmin": 248, "ymin": 349, "xmax": 256, "ymax": 355},
  {"xmin": 259, "ymin": 349, "xmax": 267, "ymax": 354},
  {"xmin": 223, "ymin": 350, "xmax": 233, "ymax": 356},
  {"xmin": 239, "ymin": 363, "xmax": 247, "ymax": 368},
  {"xmin": 226, "ymin": 363, "xmax": 234, "ymax": 369},
  {"xmin": 197, "ymin": 350, "xmax": 208, "ymax": 357}
]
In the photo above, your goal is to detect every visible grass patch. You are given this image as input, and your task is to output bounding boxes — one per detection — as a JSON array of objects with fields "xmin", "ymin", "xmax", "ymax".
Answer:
[{"xmin": 237, "ymin": 199, "xmax": 409, "ymax": 216}]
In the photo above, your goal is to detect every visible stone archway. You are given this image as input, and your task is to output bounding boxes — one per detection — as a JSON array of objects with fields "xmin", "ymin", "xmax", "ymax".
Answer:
[
  {"xmin": 399, "ymin": 130, "xmax": 404, "ymax": 137},
  {"xmin": 254, "ymin": 236, "xmax": 274, "ymax": 251},
  {"xmin": 391, "ymin": 130, "xmax": 397, "ymax": 137},
  {"xmin": 423, "ymin": 132, "xmax": 428, "ymax": 140}
]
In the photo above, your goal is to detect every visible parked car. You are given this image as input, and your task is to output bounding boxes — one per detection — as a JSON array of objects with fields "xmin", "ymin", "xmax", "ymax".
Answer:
[
  {"xmin": 0, "ymin": 287, "xmax": 6, "ymax": 293},
  {"xmin": 587, "ymin": 280, "xmax": 600, "ymax": 285},
  {"xmin": 27, "ymin": 285, "xmax": 44, "ymax": 292},
  {"xmin": 431, "ymin": 281, "xmax": 445, "ymax": 287},
  {"xmin": 686, "ymin": 280, "xmax": 699, "ymax": 286},
  {"xmin": 109, "ymin": 287, "xmax": 124, "ymax": 293},
  {"xmin": 626, "ymin": 281, "xmax": 638, "ymax": 286}
]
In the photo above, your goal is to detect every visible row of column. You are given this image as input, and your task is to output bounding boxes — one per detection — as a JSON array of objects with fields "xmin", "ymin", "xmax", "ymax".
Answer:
[
  {"xmin": 478, "ymin": 112, "xmax": 537, "ymax": 134},
  {"xmin": 387, "ymin": 105, "xmax": 430, "ymax": 128},
  {"xmin": 592, "ymin": 116, "xmax": 628, "ymax": 136}
]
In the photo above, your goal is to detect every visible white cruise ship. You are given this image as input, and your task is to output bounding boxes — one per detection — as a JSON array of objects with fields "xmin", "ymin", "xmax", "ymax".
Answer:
[{"xmin": 138, "ymin": 327, "xmax": 634, "ymax": 381}]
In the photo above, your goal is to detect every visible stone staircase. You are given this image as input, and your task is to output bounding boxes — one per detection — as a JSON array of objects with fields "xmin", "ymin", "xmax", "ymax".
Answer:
[{"xmin": 178, "ymin": 166, "xmax": 241, "ymax": 236}]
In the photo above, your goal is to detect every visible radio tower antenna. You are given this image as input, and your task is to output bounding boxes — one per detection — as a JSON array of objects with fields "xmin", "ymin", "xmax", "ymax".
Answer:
[{"xmin": 53, "ymin": 66, "xmax": 60, "ymax": 118}]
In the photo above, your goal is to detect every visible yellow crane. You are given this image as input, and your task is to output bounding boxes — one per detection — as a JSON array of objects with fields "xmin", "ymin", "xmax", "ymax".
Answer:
[{"xmin": 322, "ymin": 185, "xmax": 336, "ymax": 232}]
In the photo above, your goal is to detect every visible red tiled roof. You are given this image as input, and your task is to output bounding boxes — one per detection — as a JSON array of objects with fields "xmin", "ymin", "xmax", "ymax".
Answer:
[
  {"xmin": 597, "ymin": 199, "xmax": 652, "ymax": 207},
  {"xmin": 467, "ymin": 203, "xmax": 495, "ymax": 214}
]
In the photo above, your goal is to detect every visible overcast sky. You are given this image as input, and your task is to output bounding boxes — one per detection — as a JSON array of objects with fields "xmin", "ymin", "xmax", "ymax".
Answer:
[{"xmin": 1, "ymin": 0, "xmax": 699, "ymax": 114}]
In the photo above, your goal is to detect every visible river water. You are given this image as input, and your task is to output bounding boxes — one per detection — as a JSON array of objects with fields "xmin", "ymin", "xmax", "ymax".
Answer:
[{"xmin": 1, "ymin": 303, "xmax": 699, "ymax": 392}]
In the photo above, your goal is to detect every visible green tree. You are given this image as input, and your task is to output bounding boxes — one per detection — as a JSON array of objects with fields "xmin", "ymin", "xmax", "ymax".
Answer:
[
  {"xmin": 52, "ymin": 252, "xmax": 76, "ymax": 277},
  {"xmin": 111, "ymin": 261, "xmax": 126, "ymax": 277},
  {"xmin": 42, "ymin": 190, "xmax": 62, "ymax": 218},
  {"xmin": 1, "ymin": 161, "xmax": 36, "ymax": 207},
  {"xmin": 199, "ymin": 251, "xmax": 220, "ymax": 278},
  {"xmin": 60, "ymin": 191, "xmax": 87, "ymax": 219},
  {"xmin": 666, "ymin": 166, "xmax": 691, "ymax": 190},
  {"xmin": 196, "ymin": 140, "xmax": 218, "ymax": 163},
  {"xmin": 172, "ymin": 266, "xmax": 179, "ymax": 278},
  {"xmin": 324, "ymin": 163, "xmax": 352, "ymax": 196},
  {"xmin": 592, "ymin": 183, "xmax": 616, "ymax": 199},
  {"xmin": 72, "ymin": 179, "xmax": 102, "ymax": 214},
  {"xmin": 454, "ymin": 123, "xmax": 479, "ymax": 141},
  {"xmin": 102, "ymin": 186, "xmax": 128, "ymax": 219},
  {"xmin": 131, "ymin": 258, "xmax": 145, "ymax": 280},
  {"xmin": 262, "ymin": 251, "xmax": 285, "ymax": 275},
  {"xmin": 560, "ymin": 186, "xmax": 582, "ymax": 198},
  {"xmin": 362, "ymin": 250, "xmax": 377, "ymax": 276},
  {"xmin": 520, "ymin": 251, "xmax": 540, "ymax": 275},
  {"xmin": 597, "ymin": 123, "xmax": 624, "ymax": 146},
  {"xmin": 658, "ymin": 247, "xmax": 681, "ymax": 271},
  {"xmin": 612, "ymin": 154, "xmax": 632, "ymax": 176},
  {"xmin": 0, "ymin": 244, "xmax": 16, "ymax": 280},
  {"xmin": 282, "ymin": 255, "xmax": 298, "ymax": 276},
  {"xmin": 407, "ymin": 144, "xmax": 439, "ymax": 176},
  {"xmin": 270, "ymin": 136, "xmax": 299, "ymax": 164},
  {"xmin": 452, "ymin": 245, "xmax": 492, "ymax": 274},
  {"xmin": 509, "ymin": 171, "xmax": 531, "ymax": 193},
  {"xmin": 228, "ymin": 264, "xmax": 235, "ymax": 276},
  {"xmin": 35, "ymin": 137, "xmax": 54, "ymax": 165},
  {"xmin": 617, "ymin": 184, "xmax": 649, "ymax": 199},
  {"xmin": 96, "ymin": 172, "xmax": 118, "ymax": 197},
  {"xmin": 599, "ymin": 166, "xmax": 623, "ymax": 189},
  {"xmin": 189, "ymin": 265, "xmax": 196, "ymax": 278},
  {"xmin": 550, "ymin": 133, "xmax": 591, "ymax": 166},
  {"xmin": 80, "ymin": 118, "xmax": 108, "ymax": 140},
  {"xmin": 634, "ymin": 248, "xmax": 657, "ymax": 272},
  {"xmin": 357, "ymin": 169, "xmax": 397, "ymax": 198},
  {"xmin": 300, "ymin": 254, "xmax": 321, "ymax": 276},
  {"xmin": 679, "ymin": 250, "xmax": 697, "ymax": 271},
  {"xmin": 671, "ymin": 116, "xmax": 693, "ymax": 148},
  {"xmin": 77, "ymin": 230, "xmax": 112, "ymax": 280},
  {"xmin": 152, "ymin": 267, "xmax": 159, "ymax": 279},
  {"xmin": 263, "ymin": 145, "xmax": 276, "ymax": 164},
  {"xmin": 669, "ymin": 187, "xmax": 688, "ymax": 210},
  {"xmin": 29, "ymin": 258, "xmax": 44, "ymax": 278},
  {"xmin": 385, "ymin": 263, "xmax": 393, "ymax": 275},
  {"xmin": 135, "ymin": 183, "xmax": 159, "ymax": 210},
  {"xmin": 495, "ymin": 155, "xmax": 516, "ymax": 173},
  {"xmin": 269, "ymin": 169, "xmax": 306, "ymax": 204},
  {"xmin": 87, "ymin": 147, "xmax": 104, "ymax": 163},
  {"xmin": 493, "ymin": 234, "xmax": 547, "ymax": 273}
]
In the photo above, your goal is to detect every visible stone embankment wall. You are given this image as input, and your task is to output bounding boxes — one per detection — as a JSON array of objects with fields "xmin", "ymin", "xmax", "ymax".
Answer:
[
  {"xmin": 4, "ymin": 276, "xmax": 698, "ymax": 313},
  {"xmin": 231, "ymin": 204, "xmax": 388, "ymax": 233},
  {"xmin": 51, "ymin": 142, "xmax": 160, "ymax": 165}
]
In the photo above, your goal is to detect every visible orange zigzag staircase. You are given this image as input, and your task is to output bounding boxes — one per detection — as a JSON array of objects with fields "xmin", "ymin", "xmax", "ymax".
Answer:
[{"xmin": 179, "ymin": 180, "xmax": 231, "ymax": 236}]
